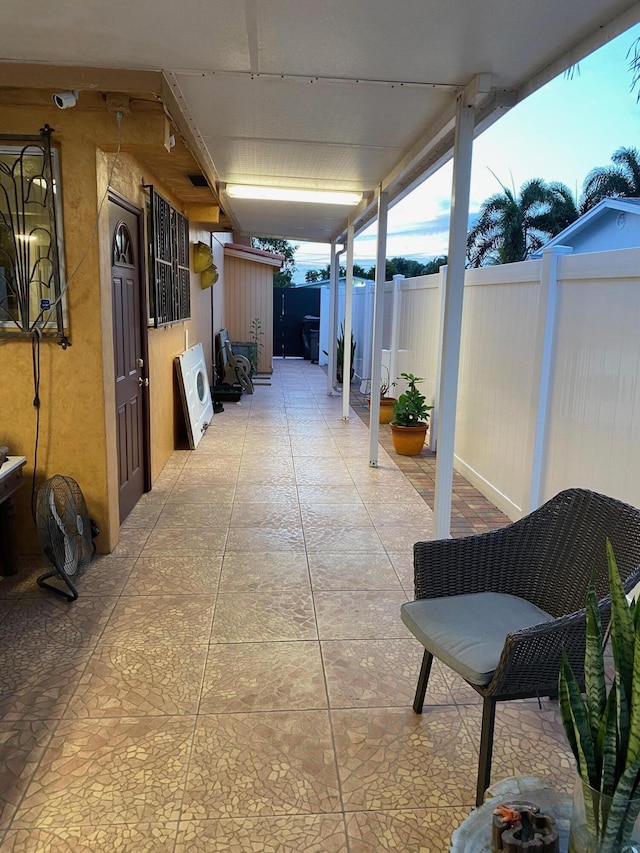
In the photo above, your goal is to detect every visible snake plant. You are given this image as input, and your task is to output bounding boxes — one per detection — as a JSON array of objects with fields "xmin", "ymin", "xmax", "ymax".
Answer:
[{"xmin": 559, "ymin": 541, "xmax": 640, "ymax": 852}]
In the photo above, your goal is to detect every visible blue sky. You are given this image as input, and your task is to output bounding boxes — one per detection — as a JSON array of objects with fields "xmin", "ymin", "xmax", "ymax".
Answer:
[{"xmin": 293, "ymin": 22, "xmax": 640, "ymax": 281}]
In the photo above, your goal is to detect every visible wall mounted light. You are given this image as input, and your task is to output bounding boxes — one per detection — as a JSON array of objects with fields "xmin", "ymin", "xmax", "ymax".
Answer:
[{"xmin": 226, "ymin": 185, "xmax": 361, "ymax": 205}]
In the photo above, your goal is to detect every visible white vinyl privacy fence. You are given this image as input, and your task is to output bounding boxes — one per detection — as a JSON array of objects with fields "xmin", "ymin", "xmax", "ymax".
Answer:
[{"xmin": 345, "ymin": 246, "xmax": 640, "ymax": 520}]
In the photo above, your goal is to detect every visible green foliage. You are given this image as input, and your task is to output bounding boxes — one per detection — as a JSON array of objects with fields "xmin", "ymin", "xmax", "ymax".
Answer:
[
  {"xmin": 466, "ymin": 178, "xmax": 579, "ymax": 268},
  {"xmin": 581, "ymin": 147, "xmax": 640, "ymax": 213},
  {"xmin": 252, "ymin": 237, "xmax": 298, "ymax": 287},
  {"xmin": 335, "ymin": 322, "xmax": 356, "ymax": 384},
  {"xmin": 249, "ymin": 317, "xmax": 264, "ymax": 374},
  {"xmin": 391, "ymin": 373, "xmax": 433, "ymax": 427},
  {"xmin": 303, "ymin": 257, "xmax": 447, "ymax": 284},
  {"xmin": 559, "ymin": 543, "xmax": 640, "ymax": 848}
]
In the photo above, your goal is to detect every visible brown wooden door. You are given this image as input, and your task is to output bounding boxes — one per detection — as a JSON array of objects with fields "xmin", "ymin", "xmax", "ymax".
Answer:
[{"xmin": 109, "ymin": 197, "xmax": 147, "ymax": 523}]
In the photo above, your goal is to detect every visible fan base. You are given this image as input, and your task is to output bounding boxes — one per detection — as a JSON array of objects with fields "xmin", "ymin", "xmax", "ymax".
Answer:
[{"xmin": 37, "ymin": 568, "xmax": 78, "ymax": 602}]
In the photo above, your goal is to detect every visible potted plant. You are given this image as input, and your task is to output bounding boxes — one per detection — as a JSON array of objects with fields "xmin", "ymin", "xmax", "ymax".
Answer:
[
  {"xmin": 334, "ymin": 322, "xmax": 356, "ymax": 385},
  {"xmin": 369, "ymin": 366, "xmax": 397, "ymax": 423},
  {"xmin": 390, "ymin": 372, "xmax": 433, "ymax": 455},
  {"xmin": 559, "ymin": 542, "xmax": 640, "ymax": 852}
]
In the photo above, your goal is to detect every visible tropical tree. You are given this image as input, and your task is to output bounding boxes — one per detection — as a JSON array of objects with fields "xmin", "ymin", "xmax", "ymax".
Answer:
[
  {"xmin": 466, "ymin": 178, "xmax": 579, "ymax": 268},
  {"xmin": 251, "ymin": 237, "xmax": 298, "ymax": 287},
  {"xmin": 580, "ymin": 147, "xmax": 640, "ymax": 212}
]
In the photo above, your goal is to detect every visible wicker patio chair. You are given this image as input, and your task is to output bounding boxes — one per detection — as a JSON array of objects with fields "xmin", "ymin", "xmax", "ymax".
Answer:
[{"xmin": 400, "ymin": 488, "xmax": 640, "ymax": 807}]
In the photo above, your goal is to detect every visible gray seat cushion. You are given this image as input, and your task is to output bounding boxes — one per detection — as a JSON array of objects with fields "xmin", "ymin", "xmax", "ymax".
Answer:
[{"xmin": 400, "ymin": 592, "xmax": 554, "ymax": 686}]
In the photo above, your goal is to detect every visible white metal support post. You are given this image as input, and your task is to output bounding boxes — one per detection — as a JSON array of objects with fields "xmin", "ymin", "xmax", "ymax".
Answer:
[
  {"xmin": 528, "ymin": 245, "xmax": 573, "ymax": 511},
  {"xmin": 327, "ymin": 242, "xmax": 339, "ymax": 395},
  {"xmin": 342, "ymin": 224, "xmax": 355, "ymax": 420},
  {"xmin": 389, "ymin": 274, "xmax": 403, "ymax": 390},
  {"xmin": 433, "ymin": 92, "xmax": 475, "ymax": 538},
  {"xmin": 368, "ymin": 189, "xmax": 389, "ymax": 467}
]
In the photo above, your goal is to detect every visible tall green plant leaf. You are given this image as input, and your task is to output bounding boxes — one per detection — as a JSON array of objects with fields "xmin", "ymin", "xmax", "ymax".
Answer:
[
  {"xmin": 627, "ymin": 593, "xmax": 640, "ymax": 769},
  {"xmin": 560, "ymin": 651, "xmax": 598, "ymax": 787},
  {"xmin": 608, "ymin": 540, "xmax": 635, "ymax": 705},
  {"xmin": 600, "ymin": 755, "xmax": 640, "ymax": 852},
  {"xmin": 585, "ymin": 576, "xmax": 606, "ymax": 743},
  {"xmin": 616, "ymin": 673, "xmax": 630, "ymax": 781},
  {"xmin": 600, "ymin": 685, "xmax": 619, "ymax": 801}
]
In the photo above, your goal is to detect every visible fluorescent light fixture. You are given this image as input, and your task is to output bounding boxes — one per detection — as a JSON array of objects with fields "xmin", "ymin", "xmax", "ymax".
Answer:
[{"xmin": 226, "ymin": 185, "xmax": 361, "ymax": 205}]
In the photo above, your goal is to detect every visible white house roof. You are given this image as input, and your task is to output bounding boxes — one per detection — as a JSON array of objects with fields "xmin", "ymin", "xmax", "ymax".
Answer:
[
  {"xmin": 0, "ymin": 0, "xmax": 638, "ymax": 243},
  {"xmin": 533, "ymin": 196, "xmax": 640, "ymax": 256}
]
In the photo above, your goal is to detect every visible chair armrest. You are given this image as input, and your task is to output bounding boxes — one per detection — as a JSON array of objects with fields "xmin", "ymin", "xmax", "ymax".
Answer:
[
  {"xmin": 413, "ymin": 518, "xmax": 543, "ymax": 600},
  {"xmin": 485, "ymin": 609, "xmax": 591, "ymax": 698}
]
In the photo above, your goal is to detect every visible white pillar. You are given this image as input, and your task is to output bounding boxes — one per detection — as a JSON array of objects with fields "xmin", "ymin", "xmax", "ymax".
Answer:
[
  {"xmin": 389, "ymin": 274, "xmax": 403, "ymax": 392},
  {"xmin": 342, "ymin": 224, "xmax": 355, "ymax": 420},
  {"xmin": 327, "ymin": 242, "xmax": 339, "ymax": 395},
  {"xmin": 368, "ymin": 189, "xmax": 389, "ymax": 467},
  {"xmin": 528, "ymin": 245, "xmax": 573, "ymax": 511},
  {"xmin": 430, "ymin": 264, "xmax": 448, "ymax": 452},
  {"xmin": 434, "ymin": 93, "xmax": 475, "ymax": 539}
]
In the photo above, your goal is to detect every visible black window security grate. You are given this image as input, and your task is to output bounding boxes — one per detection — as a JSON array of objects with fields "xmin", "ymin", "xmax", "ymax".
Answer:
[
  {"xmin": 0, "ymin": 126, "xmax": 66, "ymax": 341},
  {"xmin": 148, "ymin": 187, "xmax": 190, "ymax": 327}
]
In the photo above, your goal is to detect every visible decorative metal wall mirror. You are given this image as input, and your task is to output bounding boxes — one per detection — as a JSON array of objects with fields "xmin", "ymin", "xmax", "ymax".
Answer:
[{"xmin": 0, "ymin": 125, "xmax": 67, "ymax": 341}]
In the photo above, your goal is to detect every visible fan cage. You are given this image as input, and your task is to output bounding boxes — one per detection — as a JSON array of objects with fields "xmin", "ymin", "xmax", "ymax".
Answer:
[{"xmin": 36, "ymin": 475, "xmax": 93, "ymax": 578}]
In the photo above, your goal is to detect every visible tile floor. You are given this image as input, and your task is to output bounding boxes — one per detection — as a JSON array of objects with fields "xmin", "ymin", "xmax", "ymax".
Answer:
[{"xmin": 0, "ymin": 359, "xmax": 575, "ymax": 852}]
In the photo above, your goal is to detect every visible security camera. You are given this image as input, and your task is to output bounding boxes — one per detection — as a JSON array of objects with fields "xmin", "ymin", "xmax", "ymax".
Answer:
[{"xmin": 52, "ymin": 90, "xmax": 78, "ymax": 109}]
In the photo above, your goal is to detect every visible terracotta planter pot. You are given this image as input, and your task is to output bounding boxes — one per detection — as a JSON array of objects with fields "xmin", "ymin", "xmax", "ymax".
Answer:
[
  {"xmin": 390, "ymin": 423, "xmax": 428, "ymax": 456},
  {"xmin": 369, "ymin": 397, "xmax": 397, "ymax": 424}
]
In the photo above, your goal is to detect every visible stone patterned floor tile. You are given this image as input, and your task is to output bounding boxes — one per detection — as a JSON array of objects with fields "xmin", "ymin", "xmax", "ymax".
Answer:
[
  {"xmin": 166, "ymin": 484, "xmax": 236, "ymax": 504},
  {"xmin": 200, "ymin": 642, "xmax": 326, "ymax": 712},
  {"xmin": 235, "ymin": 472, "xmax": 297, "ymax": 488},
  {"xmin": 375, "ymin": 524, "xmax": 433, "ymax": 553},
  {"xmin": 314, "ymin": 591, "xmax": 408, "ymax": 640},
  {"xmin": 1, "ymin": 823, "xmax": 180, "ymax": 851},
  {"xmin": 72, "ymin": 557, "xmax": 137, "ymax": 598},
  {"xmin": 386, "ymin": 552, "xmax": 415, "ymax": 593},
  {"xmin": 110, "ymin": 529, "xmax": 150, "ymax": 559},
  {"xmin": 13, "ymin": 717, "xmax": 195, "ymax": 828},
  {"xmin": 182, "ymin": 711, "xmax": 341, "ymax": 819},
  {"xmin": 229, "ymin": 503, "xmax": 302, "ymax": 528},
  {"xmin": 366, "ymin": 503, "xmax": 434, "ymax": 528},
  {"xmin": 345, "ymin": 807, "xmax": 467, "ymax": 852},
  {"xmin": 0, "ymin": 596, "xmax": 117, "ymax": 651},
  {"xmin": 65, "ymin": 644, "xmax": 208, "ymax": 718},
  {"xmin": 225, "ymin": 526, "xmax": 305, "ymax": 552},
  {"xmin": 0, "ymin": 720, "xmax": 57, "ymax": 830},
  {"xmin": 297, "ymin": 485, "xmax": 364, "ymax": 505},
  {"xmin": 218, "ymin": 552, "xmax": 310, "ymax": 592},
  {"xmin": 354, "ymin": 483, "xmax": 421, "ymax": 504},
  {"xmin": 301, "ymin": 504, "xmax": 373, "ymax": 529},
  {"xmin": 122, "ymin": 554, "xmax": 223, "ymax": 596},
  {"xmin": 322, "ymin": 639, "xmax": 453, "ymax": 708},
  {"xmin": 175, "ymin": 815, "xmax": 348, "ymax": 852},
  {"xmin": 294, "ymin": 470, "xmax": 354, "ymax": 487},
  {"xmin": 156, "ymin": 502, "xmax": 233, "ymax": 528},
  {"xmin": 99, "ymin": 595, "xmax": 215, "ymax": 647},
  {"xmin": 332, "ymin": 707, "xmax": 477, "ymax": 811},
  {"xmin": 233, "ymin": 484, "xmax": 299, "ymax": 504},
  {"xmin": 211, "ymin": 591, "xmax": 317, "ymax": 642},
  {"xmin": 175, "ymin": 469, "xmax": 239, "ymax": 486},
  {"xmin": 308, "ymin": 553, "xmax": 401, "ymax": 590},
  {"xmin": 459, "ymin": 701, "xmax": 575, "ymax": 793},
  {"xmin": 121, "ymin": 502, "xmax": 164, "ymax": 530},
  {"xmin": 0, "ymin": 647, "xmax": 93, "ymax": 720},
  {"xmin": 304, "ymin": 527, "xmax": 385, "ymax": 554},
  {"xmin": 140, "ymin": 528, "xmax": 227, "ymax": 555}
]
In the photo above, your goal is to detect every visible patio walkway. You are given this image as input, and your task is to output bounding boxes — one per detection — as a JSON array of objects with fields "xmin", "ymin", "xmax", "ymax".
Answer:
[{"xmin": 0, "ymin": 359, "xmax": 573, "ymax": 852}]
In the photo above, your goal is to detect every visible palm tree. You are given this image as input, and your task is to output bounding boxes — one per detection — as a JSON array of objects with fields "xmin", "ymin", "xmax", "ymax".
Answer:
[
  {"xmin": 466, "ymin": 178, "xmax": 578, "ymax": 268},
  {"xmin": 581, "ymin": 147, "xmax": 640, "ymax": 212}
]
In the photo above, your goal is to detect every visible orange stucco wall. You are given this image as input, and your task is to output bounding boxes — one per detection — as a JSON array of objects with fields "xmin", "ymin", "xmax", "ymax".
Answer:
[{"xmin": 0, "ymin": 93, "xmax": 231, "ymax": 555}]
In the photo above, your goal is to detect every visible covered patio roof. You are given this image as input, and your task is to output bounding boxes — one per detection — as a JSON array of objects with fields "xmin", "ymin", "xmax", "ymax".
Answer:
[{"xmin": 0, "ymin": 0, "xmax": 638, "ymax": 242}]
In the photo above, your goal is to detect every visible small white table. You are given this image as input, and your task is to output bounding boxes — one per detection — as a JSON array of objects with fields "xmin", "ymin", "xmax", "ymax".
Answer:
[{"xmin": 0, "ymin": 455, "xmax": 27, "ymax": 576}]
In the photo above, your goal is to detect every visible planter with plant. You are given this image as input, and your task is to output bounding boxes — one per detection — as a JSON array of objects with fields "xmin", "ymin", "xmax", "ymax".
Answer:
[
  {"xmin": 324, "ymin": 322, "xmax": 356, "ymax": 385},
  {"xmin": 390, "ymin": 372, "xmax": 433, "ymax": 455},
  {"xmin": 369, "ymin": 366, "xmax": 397, "ymax": 424},
  {"xmin": 560, "ymin": 541, "xmax": 640, "ymax": 853}
]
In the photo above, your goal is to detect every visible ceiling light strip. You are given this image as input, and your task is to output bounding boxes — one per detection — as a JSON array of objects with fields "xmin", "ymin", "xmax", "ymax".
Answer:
[{"xmin": 226, "ymin": 185, "xmax": 361, "ymax": 205}]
